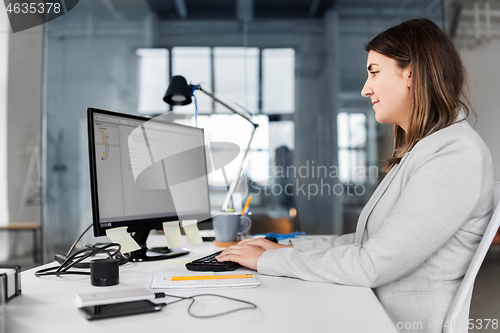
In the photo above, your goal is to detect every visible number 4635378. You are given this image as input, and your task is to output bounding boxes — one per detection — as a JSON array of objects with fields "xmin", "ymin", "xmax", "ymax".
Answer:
[{"xmin": 6, "ymin": 2, "xmax": 61, "ymax": 14}]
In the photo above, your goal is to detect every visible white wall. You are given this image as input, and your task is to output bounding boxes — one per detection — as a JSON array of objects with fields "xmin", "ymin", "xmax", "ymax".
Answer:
[
  {"xmin": 6, "ymin": 23, "xmax": 43, "ymax": 258},
  {"xmin": 461, "ymin": 41, "xmax": 500, "ymax": 181},
  {"xmin": 0, "ymin": 1, "xmax": 10, "ymax": 261},
  {"xmin": 7, "ymin": 25, "xmax": 43, "ymax": 225},
  {"xmin": 0, "ymin": 7, "xmax": 43, "ymax": 261}
]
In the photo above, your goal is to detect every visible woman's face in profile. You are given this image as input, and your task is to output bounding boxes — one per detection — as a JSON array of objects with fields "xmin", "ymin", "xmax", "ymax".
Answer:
[{"xmin": 361, "ymin": 51, "xmax": 412, "ymax": 131}]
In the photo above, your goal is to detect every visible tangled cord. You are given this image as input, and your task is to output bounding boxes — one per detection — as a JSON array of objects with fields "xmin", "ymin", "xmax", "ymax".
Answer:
[
  {"xmin": 35, "ymin": 243, "xmax": 123, "ymax": 277},
  {"xmin": 162, "ymin": 293, "xmax": 258, "ymax": 319}
]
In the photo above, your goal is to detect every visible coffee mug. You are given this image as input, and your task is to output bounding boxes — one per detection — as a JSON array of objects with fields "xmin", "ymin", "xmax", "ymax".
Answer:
[{"xmin": 213, "ymin": 213, "xmax": 252, "ymax": 243}]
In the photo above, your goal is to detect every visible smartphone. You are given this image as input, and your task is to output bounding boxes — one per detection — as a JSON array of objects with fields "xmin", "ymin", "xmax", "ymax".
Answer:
[{"xmin": 79, "ymin": 300, "xmax": 165, "ymax": 321}]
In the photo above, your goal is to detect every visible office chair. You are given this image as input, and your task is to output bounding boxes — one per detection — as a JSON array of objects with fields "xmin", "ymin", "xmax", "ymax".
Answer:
[{"xmin": 443, "ymin": 182, "xmax": 500, "ymax": 333}]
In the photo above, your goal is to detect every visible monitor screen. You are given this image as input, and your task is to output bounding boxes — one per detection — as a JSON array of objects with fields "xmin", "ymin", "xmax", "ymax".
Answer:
[{"xmin": 88, "ymin": 108, "xmax": 211, "ymax": 238}]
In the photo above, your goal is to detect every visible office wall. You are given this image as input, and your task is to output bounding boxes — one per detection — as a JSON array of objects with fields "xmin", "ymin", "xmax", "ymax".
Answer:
[
  {"xmin": 293, "ymin": 10, "xmax": 343, "ymax": 235},
  {"xmin": 0, "ymin": 8, "xmax": 43, "ymax": 261},
  {"xmin": 461, "ymin": 41, "xmax": 500, "ymax": 181},
  {"xmin": 6, "ymin": 26, "xmax": 43, "ymax": 226},
  {"xmin": 6, "ymin": 22, "xmax": 43, "ymax": 260},
  {"xmin": 0, "ymin": 5, "xmax": 9, "ymax": 260}
]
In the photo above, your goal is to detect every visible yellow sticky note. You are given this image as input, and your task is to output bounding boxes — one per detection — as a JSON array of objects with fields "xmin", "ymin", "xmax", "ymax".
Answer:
[
  {"xmin": 105, "ymin": 227, "xmax": 141, "ymax": 253},
  {"xmin": 181, "ymin": 220, "xmax": 203, "ymax": 244},
  {"xmin": 162, "ymin": 221, "xmax": 183, "ymax": 248}
]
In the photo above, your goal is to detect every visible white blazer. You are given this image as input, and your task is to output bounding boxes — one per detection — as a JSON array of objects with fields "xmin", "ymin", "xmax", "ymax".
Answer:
[{"xmin": 257, "ymin": 120, "xmax": 494, "ymax": 332}]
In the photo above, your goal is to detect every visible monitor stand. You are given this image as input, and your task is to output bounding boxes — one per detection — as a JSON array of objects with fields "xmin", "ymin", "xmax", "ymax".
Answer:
[{"xmin": 129, "ymin": 230, "xmax": 189, "ymax": 262}]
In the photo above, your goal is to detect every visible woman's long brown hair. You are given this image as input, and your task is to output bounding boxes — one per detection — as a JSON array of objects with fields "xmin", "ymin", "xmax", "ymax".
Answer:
[{"xmin": 365, "ymin": 18, "xmax": 472, "ymax": 171}]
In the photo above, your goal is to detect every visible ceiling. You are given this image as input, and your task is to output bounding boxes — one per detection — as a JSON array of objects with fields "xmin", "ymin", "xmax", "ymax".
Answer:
[
  {"xmin": 145, "ymin": 0, "xmax": 444, "ymax": 21},
  {"xmin": 146, "ymin": 0, "xmax": 336, "ymax": 20},
  {"xmin": 74, "ymin": 0, "xmax": 445, "ymax": 26}
]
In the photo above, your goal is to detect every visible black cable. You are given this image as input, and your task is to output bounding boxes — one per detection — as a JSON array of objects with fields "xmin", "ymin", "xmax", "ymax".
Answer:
[
  {"xmin": 57, "ymin": 244, "xmax": 120, "ymax": 274},
  {"xmin": 59, "ymin": 244, "xmax": 120, "ymax": 273},
  {"xmin": 160, "ymin": 293, "xmax": 258, "ymax": 319},
  {"xmin": 163, "ymin": 294, "xmax": 190, "ymax": 306},
  {"xmin": 66, "ymin": 223, "xmax": 93, "ymax": 256},
  {"xmin": 36, "ymin": 221, "xmax": 129, "ymax": 277},
  {"xmin": 187, "ymin": 294, "xmax": 258, "ymax": 319},
  {"xmin": 34, "ymin": 266, "xmax": 89, "ymax": 276},
  {"xmin": 35, "ymin": 243, "xmax": 122, "ymax": 277}
]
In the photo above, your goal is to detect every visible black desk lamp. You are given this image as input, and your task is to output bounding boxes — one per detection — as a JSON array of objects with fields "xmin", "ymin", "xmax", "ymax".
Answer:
[{"xmin": 163, "ymin": 75, "xmax": 259, "ymax": 212}]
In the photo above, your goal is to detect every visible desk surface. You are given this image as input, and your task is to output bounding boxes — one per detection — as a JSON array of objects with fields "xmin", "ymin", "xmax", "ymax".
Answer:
[{"xmin": 5, "ymin": 237, "xmax": 398, "ymax": 333}]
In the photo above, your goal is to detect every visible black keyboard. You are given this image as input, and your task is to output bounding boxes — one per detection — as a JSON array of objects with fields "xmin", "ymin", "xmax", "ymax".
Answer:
[{"xmin": 185, "ymin": 250, "xmax": 241, "ymax": 272}]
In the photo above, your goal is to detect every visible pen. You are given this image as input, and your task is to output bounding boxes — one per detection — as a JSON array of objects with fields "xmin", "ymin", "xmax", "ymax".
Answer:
[
  {"xmin": 169, "ymin": 274, "xmax": 254, "ymax": 281},
  {"xmin": 242, "ymin": 195, "xmax": 253, "ymax": 215}
]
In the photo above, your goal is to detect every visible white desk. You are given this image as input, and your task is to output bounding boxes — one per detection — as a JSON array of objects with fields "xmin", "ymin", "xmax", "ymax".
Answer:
[{"xmin": 5, "ymin": 238, "xmax": 398, "ymax": 333}]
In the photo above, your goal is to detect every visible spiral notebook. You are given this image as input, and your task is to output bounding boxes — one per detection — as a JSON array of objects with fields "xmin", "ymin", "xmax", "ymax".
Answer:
[{"xmin": 150, "ymin": 271, "xmax": 260, "ymax": 291}]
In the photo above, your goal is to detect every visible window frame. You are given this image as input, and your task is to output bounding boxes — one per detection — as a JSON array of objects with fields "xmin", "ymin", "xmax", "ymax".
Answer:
[
  {"xmin": 137, "ymin": 46, "xmax": 297, "ymax": 189},
  {"xmin": 337, "ymin": 111, "xmax": 369, "ymax": 184}
]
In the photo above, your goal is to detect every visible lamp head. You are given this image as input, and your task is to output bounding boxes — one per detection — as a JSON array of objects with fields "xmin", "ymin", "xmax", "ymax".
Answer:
[{"xmin": 163, "ymin": 75, "xmax": 194, "ymax": 106}]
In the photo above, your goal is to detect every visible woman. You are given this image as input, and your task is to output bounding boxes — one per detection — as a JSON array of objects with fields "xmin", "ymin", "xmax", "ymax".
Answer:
[{"xmin": 216, "ymin": 18, "xmax": 493, "ymax": 332}]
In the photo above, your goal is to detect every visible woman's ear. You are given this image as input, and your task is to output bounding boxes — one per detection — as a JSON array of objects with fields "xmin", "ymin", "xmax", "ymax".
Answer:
[{"xmin": 404, "ymin": 64, "xmax": 412, "ymax": 88}]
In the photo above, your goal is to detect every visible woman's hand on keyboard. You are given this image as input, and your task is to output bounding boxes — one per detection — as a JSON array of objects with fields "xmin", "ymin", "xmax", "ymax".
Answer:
[
  {"xmin": 238, "ymin": 238, "xmax": 293, "ymax": 250},
  {"xmin": 215, "ymin": 243, "xmax": 266, "ymax": 270}
]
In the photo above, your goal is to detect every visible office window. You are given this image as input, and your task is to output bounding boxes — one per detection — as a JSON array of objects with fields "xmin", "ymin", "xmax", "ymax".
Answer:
[
  {"xmin": 338, "ymin": 112, "xmax": 367, "ymax": 183},
  {"xmin": 136, "ymin": 47, "xmax": 294, "ymax": 187},
  {"xmin": 136, "ymin": 47, "xmax": 295, "ymax": 115},
  {"xmin": 214, "ymin": 47, "xmax": 259, "ymax": 113},
  {"xmin": 269, "ymin": 120, "xmax": 294, "ymax": 165},
  {"xmin": 262, "ymin": 49, "xmax": 295, "ymax": 114},
  {"xmin": 181, "ymin": 115, "xmax": 269, "ymax": 186},
  {"xmin": 172, "ymin": 47, "xmax": 212, "ymax": 114},
  {"xmin": 137, "ymin": 49, "xmax": 169, "ymax": 114}
]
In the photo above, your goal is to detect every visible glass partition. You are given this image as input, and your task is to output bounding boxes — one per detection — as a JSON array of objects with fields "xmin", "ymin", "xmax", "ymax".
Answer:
[{"xmin": 41, "ymin": 1, "xmax": 152, "ymax": 260}]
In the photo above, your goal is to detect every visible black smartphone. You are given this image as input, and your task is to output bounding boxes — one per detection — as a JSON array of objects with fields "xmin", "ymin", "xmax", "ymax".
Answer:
[{"xmin": 79, "ymin": 300, "xmax": 165, "ymax": 321}]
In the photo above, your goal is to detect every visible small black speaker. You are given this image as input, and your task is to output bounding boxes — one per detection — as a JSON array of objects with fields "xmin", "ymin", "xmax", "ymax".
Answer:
[{"xmin": 90, "ymin": 258, "xmax": 119, "ymax": 287}]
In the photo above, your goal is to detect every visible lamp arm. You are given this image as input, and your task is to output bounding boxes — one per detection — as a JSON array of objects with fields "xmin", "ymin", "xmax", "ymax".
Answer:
[
  {"xmin": 195, "ymin": 86, "xmax": 259, "ymax": 129},
  {"xmin": 194, "ymin": 85, "xmax": 258, "ymax": 212},
  {"xmin": 221, "ymin": 125, "xmax": 257, "ymax": 212}
]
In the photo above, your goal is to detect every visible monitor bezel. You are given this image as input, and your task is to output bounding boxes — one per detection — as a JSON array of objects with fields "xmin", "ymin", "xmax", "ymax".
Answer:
[{"xmin": 87, "ymin": 107, "xmax": 211, "ymax": 237}]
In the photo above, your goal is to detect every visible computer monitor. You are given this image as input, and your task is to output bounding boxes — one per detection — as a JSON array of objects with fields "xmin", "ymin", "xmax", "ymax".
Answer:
[{"xmin": 87, "ymin": 107, "xmax": 211, "ymax": 261}]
